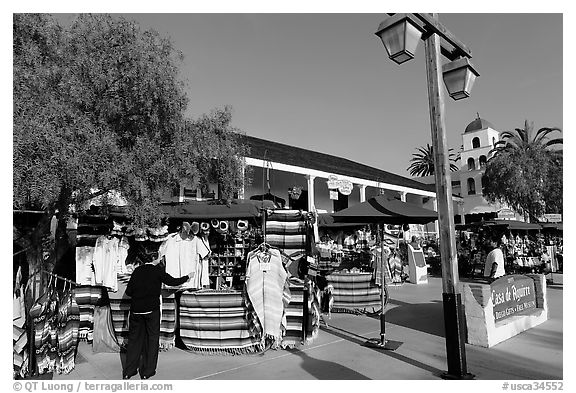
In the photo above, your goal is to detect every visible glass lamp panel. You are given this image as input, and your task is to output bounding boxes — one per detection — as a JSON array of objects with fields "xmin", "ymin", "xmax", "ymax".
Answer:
[
  {"xmin": 443, "ymin": 68, "xmax": 467, "ymax": 99},
  {"xmin": 403, "ymin": 22, "xmax": 423, "ymax": 58},
  {"xmin": 378, "ymin": 22, "xmax": 407, "ymax": 59}
]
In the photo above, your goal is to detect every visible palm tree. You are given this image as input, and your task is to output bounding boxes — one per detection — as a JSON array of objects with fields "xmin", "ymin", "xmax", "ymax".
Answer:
[
  {"xmin": 484, "ymin": 120, "xmax": 563, "ymax": 221},
  {"xmin": 490, "ymin": 120, "xmax": 562, "ymax": 156},
  {"xmin": 407, "ymin": 143, "xmax": 459, "ymax": 177}
]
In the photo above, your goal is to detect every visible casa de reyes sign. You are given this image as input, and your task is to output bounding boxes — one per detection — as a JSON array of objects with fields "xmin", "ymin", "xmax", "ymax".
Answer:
[{"xmin": 491, "ymin": 275, "xmax": 536, "ymax": 323}]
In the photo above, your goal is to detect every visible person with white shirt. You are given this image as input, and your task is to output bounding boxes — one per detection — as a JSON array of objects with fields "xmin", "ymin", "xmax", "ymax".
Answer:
[{"xmin": 484, "ymin": 235, "xmax": 506, "ymax": 279}]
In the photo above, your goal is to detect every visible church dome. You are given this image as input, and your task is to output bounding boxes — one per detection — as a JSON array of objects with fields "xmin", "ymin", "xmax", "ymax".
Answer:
[{"xmin": 465, "ymin": 117, "xmax": 495, "ymax": 133}]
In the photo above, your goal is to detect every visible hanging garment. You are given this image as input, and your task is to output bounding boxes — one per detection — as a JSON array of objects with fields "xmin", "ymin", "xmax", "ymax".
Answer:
[
  {"xmin": 73, "ymin": 285, "xmax": 105, "ymax": 342},
  {"xmin": 92, "ymin": 236, "xmax": 120, "ymax": 291},
  {"xmin": 388, "ymin": 255, "xmax": 403, "ymax": 284},
  {"xmin": 159, "ymin": 234, "xmax": 210, "ymax": 289},
  {"xmin": 305, "ymin": 279, "xmax": 321, "ymax": 343},
  {"xmin": 56, "ymin": 290, "xmax": 80, "ymax": 374},
  {"xmin": 76, "ymin": 246, "xmax": 96, "ymax": 285},
  {"xmin": 108, "ymin": 279, "xmax": 131, "ymax": 347},
  {"xmin": 29, "ymin": 289, "xmax": 59, "ymax": 375},
  {"xmin": 245, "ymin": 248, "xmax": 288, "ymax": 345},
  {"xmin": 265, "ymin": 210, "xmax": 307, "ymax": 258},
  {"xmin": 116, "ymin": 236, "xmax": 130, "ymax": 274},
  {"xmin": 13, "ymin": 267, "xmax": 29, "ymax": 378},
  {"xmin": 372, "ymin": 246, "xmax": 392, "ymax": 285}
]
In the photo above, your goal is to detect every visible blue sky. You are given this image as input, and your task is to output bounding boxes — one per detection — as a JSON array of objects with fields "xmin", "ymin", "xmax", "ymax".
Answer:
[
  {"xmin": 104, "ymin": 12, "xmax": 562, "ymax": 177},
  {"xmin": 36, "ymin": 9, "xmax": 565, "ymax": 179}
]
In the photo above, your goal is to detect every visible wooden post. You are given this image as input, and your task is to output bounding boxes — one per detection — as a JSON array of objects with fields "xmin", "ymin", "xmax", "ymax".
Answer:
[{"xmin": 423, "ymin": 13, "xmax": 471, "ymax": 379}]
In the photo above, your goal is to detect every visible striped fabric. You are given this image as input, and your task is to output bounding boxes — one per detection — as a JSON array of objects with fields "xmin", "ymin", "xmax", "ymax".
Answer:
[
  {"xmin": 246, "ymin": 249, "xmax": 288, "ymax": 344},
  {"xmin": 265, "ymin": 210, "xmax": 307, "ymax": 258},
  {"xmin": 281, "ymin": 278, "xmax": 304, "ymax": 348},
  {"xmin": 29, "ymin": 291, "xmax": 59, "ymax": 375},
  {"xmin": 56, "ymin": 291, "xmax": 80, "ymax": 374},
  {"xmin": 108, "ymin": 283, "xmax": 131, "ymax": 347},
  {"xmin": 13, "ymin": 286, "xmax": 28, "ymax": 378},
  {"xmin": 178, "ymin": 290, "xmax": 265, "ymax": 355},
  {"xmin": 73, "ymin": 285, "xmax": 105, "ymax": 342},
  {"xmin": 159, "ymin": 289, "xmax": 178, "ymax": 350},
  {"xmin": 325, "ymin": 272, "xmax": 382, "ymax": 314}
]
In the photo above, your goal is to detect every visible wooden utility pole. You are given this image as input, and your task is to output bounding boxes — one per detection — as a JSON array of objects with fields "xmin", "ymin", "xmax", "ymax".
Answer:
[{"xmin": 423, "ymin": 13, "xmax": 470, "ymax": 379}]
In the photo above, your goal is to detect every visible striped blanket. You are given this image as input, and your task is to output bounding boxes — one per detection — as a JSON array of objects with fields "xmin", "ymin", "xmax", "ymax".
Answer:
[
  {"xmin": 109, "ymin": 279, "xmax": 179, "ymax": 350},
  {"xmin": 281, "ymin": 278, "xmax": 304, "ymax": 348},
  {"xmin": 325, "ymin": 273, "xmax": 382, "ymax": 314},
  {"xmin": 159, "ymin": 289, "xmax": 178, "ymax": 350},
  {"xmin": 73, "ymin": 285, "xmax": 105, "ymax": 342},
  {"xmin": 178, "ymin": 290, "xmax": 265, "ymax": 355},
  {"xmin": 265, "ymin": 210, "xmax": 307, "ymax": 258}
]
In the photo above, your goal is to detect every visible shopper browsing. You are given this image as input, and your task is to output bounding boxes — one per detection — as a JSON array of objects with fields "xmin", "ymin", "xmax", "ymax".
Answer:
[
  {"xmin": 123, "ymin": 251, "xmax": 193, "ymax": 380},
  {"xmin": 483, "ymin": 235, "xmax": 506, "ymax": 279}
]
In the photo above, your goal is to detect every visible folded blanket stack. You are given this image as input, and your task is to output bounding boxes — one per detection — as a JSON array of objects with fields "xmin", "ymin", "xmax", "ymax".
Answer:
[{"xmin": 325, "ymin": 272, "xmax": 382, "ymax": 314}]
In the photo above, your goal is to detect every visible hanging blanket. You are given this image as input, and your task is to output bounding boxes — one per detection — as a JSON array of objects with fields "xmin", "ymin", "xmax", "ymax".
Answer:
[
  {"xmin": 159, "ymin": 289, "xmax": 178, "ymax": 350},
  {"xmin": 325, "ymin": 272, "xmax": 382, "ymax": 314},
  {"xmin": 178, "ymin": 290, "xmax": 265, "ymax": 355},
  {"xmin": 246, "ymin": 249, "xmax": 288, "ymax": 344},
  {"xmin": 56, "ymin": 291, "xmax": 80, "ymax": 374},
  {"xmin": 265, "ymin": 210, "xmax": 307, "ymax": 258},
  {"xmin": 73, "ymin": 285, "xmax": 105, "ymax": 342},
  {"xmin": 281, "ymin": 278, "xmax": 304, "ymax": 348},
  {"xmin": 108, "ymin": 278, "xmax": 130, "ymax": 346}
]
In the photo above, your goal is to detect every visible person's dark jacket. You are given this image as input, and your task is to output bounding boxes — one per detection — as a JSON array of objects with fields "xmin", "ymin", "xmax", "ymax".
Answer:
[{"xmin": 125, "ymin": 263, "xmax": 188, "ymax": 313}]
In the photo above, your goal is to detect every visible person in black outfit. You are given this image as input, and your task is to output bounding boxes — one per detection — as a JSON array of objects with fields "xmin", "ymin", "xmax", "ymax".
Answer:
[{"xmin": 122, "ymin": 255, "xmax": 193, "ymax": 380}]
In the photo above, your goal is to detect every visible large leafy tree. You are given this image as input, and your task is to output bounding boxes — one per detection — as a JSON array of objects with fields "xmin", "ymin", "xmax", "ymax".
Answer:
[
  {"xmin": 14, "ymin": 14, "xmax": 247, "ymax": 274},
  {"xmin": 407, "ymin": 143, "xmax": 459, "ymax": 177},
  {"xmin": 482, "ymin": 120, "xmax": 562, "ymax": 222}
]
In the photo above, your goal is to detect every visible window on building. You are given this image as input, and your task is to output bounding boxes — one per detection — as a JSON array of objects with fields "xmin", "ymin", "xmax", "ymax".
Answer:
[
  {"xmin": 479, "ymin": 155, "xmax": 487, "ymax": 168},
  {"xmin": 472, "ymin": 137, "xmax": 480, "ymax": 149},
  {"xmin": 467, "ymin": 157, "xmax": 476, "ymax": 171},
  {"xmin": 467, "ymin": 178, "xmax": 476, "ymax": 195}
]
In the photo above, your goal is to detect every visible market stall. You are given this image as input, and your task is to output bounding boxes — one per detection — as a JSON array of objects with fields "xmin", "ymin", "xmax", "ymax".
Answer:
[{"xmin": 331, "ymin": 195, "xmax": 438, "ymax": 347}]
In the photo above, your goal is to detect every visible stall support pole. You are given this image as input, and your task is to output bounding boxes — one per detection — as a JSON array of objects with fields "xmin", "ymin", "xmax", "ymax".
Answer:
[{"xmin": 365, "ymin": 223, "xmax": 393, "ymax": 350}]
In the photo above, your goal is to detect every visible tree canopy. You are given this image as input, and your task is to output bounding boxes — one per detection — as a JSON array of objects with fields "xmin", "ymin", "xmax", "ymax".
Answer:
[
  {"xmin": 482, "ymin": 120, "xmax": 562, "ymax": 222},
  {"xmin": 407, "ymin": 143, "xmax": 459, "ymax": 177},
  {"xmin": 13, "ymin": 13, "xmax": 247, "ymax": 268}
]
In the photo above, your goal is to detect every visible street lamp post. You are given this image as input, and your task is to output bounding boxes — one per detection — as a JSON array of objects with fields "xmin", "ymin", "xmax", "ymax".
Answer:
[{"xmin": 376, "ymin": 13, "xmax": 478, "ymax": 379}]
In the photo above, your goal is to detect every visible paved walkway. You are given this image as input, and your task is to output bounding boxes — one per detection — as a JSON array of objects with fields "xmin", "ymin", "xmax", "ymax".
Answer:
[{"xmin": 54, "ymin": 277, "xmax": 563, "ymax": 380}]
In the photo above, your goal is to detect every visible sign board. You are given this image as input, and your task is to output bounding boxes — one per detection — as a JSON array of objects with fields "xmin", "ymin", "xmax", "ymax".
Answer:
[
  {"xmin": 543, "ymin": 214, "xmax": 562, "ymax": 223},
  {"xmin": 491, "ymin": 275, "xmax": 536, "ymax": 323},
  {"xmin": 326, "ymin": 175, "xmax": 353, "ymax": 196},
  {"xmin": 329, "ymin": 190, "xmax": 339, "ymax": 200},
  {"xmin": 497, "ymin": 209, "xmax": 516, "ymax": 220},
  {"xmin": 338, "ymin": 180, "xmax": 353, "ymax": 196}
]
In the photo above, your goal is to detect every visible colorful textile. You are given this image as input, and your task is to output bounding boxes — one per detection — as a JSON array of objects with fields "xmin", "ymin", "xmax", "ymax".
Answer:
[
  {"xmin": 108, "ymin": 281, "xmax": 131, "ymax": 346},
  {"xmin": 13, "ymin": 269, "xmax": 29, "ymax": 378},
  {"xmin": 246, "ymin": 248, "xmax": 288, "ymax": 344},
  {"xmin": 265, "ymin": 210, "xmax": 307, "ymax": 258},
  {"xmin": 281, "ymin": 278, "xmax": 304, "ymax": 348},
  {"xmin": 388, "ymin": 255, "xmax": 403, "ymax": 284},
  {"xmin": 73, "ymin": 285, "xmax": 105, "ymax": 342},
  {"xmin": 56, "ymin": 291, "xmax": 80, "ymax": 374},
  {"xmin": 325, "ymin": 272, "xmax": 381, "ymax": 313},
  {"xmin": 305, "ymin": 279, "xmax": 321, "ymax": 343},
  {"xmin": 372, "ymin": 246, "xmax": 392, "ymax": 286},
  {"xmin": 178, "ymin": 290, "xmax": 264, "ymax": 355},
  {"xmin": 159, "ymin": 289, "xmax": 178, "ymax": 350},
  {"xmin": 29, "ymin": 290, "xmax": 59, "ymax": 374}
]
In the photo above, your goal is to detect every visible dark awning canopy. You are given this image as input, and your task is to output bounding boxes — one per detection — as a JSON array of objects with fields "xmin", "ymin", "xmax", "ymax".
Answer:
[
  {"xmin": 317, "ymin": 213, "xmax": 367, "ymax": 228},
  {"xmin": 332, "ymin": 196, "xmax": 438, "ymax": 225},
  {"xmin": 488, "ymin": 220, "xmax": 542, "ymax": 231},
  {"xmin": 108, "ymin": 199, "xmax": 275, "ymax": 220}
]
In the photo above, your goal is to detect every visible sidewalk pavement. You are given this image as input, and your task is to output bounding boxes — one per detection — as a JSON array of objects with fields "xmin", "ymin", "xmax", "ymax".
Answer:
[{"xmin": 54, "ymin": 277, "xmax": 563, "ymax": 380}]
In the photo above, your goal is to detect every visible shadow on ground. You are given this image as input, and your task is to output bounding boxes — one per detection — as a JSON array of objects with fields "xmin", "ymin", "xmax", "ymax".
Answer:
[
  {"xmin": 288, "ymin": 348, "xmax": 371, "ymax": 380},
  {"xmin": 320, "ymin": 324, "xmax": 445, "ymax": 378}
]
